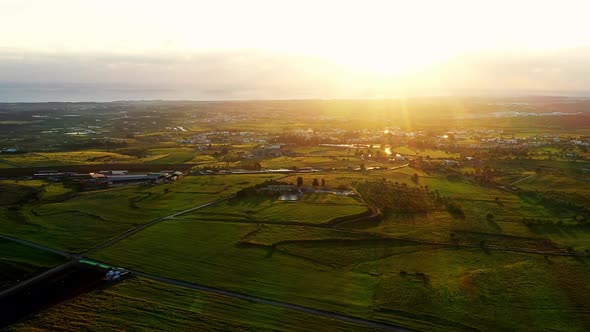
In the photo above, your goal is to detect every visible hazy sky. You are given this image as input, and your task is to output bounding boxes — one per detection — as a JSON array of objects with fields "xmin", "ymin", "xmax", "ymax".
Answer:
[{"xmin": 2, "ymin": 0, "xmax": 590, "ymax": 101}]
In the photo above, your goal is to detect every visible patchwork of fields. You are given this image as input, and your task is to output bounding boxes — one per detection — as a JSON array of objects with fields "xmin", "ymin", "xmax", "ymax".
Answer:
[
  {"xmin": 3, "ymin": 162, "xmax": 590, "ymax": 331},
  {"xmin": 0, "ymin": 174, "xmax": 280, "ymax": 252},
  {"xmin": 89, "ymin": 215, "xmax": 590, "ymax": 331}
]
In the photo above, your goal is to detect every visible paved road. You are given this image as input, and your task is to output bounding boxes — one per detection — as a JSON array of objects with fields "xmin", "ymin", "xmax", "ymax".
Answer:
[
  {"xmin": 390, "ymin": 164, "xmax": 409, "ymax": 170},
  {"xmin": 509, "ymin": 174, "xmax": 535, "ymax": 186}
]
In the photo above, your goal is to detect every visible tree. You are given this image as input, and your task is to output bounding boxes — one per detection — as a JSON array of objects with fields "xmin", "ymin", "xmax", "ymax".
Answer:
[
  {"xmin": 321, "ymin": 178, "xmax": 326, "ymax": 187},
  {"xmin": 312, "ymin": 178, "xmax": 319, "ymax": 187},
  {"xmin": 296, "ymin": 176, "xmax": 303, "ymax": 187}
]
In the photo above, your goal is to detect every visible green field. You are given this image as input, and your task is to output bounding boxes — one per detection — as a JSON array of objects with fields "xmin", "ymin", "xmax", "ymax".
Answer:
[
  {"xmin": 144, "ymin": 147, "xmax": 197, "ymax": 164},
  {"xmin": 12, "ymin": 277, "xmax": 375, "ymax": 332},
  {"xmin": 89, "ymin": 216, "xmax": 590, "ymax": 331},
  {"xmin": 515, "ymin": 174, "xmax": 590, "ymax": 195},
  {"xmin": 80, "ymin": 163, "xmax": 590, "ymax": 330},
  {"xmin": 193, "ymin": 193, "xmax": 368, "ymax": 224},
  {"xmin": 261, "ymin": 156, "xmax": 363, "ymax": 169},
  {"xmin": 0, "ymin": 239, "xmax": 66, "ymax": 291},
  {"xmin": 91, "ymin": 220, "xmax": 378, "ymax": 319},
  {"xmin": 3, "ymin": 100, "xmax": 590, "ymax": 331},
  {"xmin": 0, "ymin": 175, "xmax": 280, "ymax": 252},
  {"xmin": 282, "ymin": 171, "xmax": 371, "ymax": 188},
  {"xmin": 394, "ymin": 147, "xmax": 459, "ymax": 159},
  {"xmin": 0, "ymin": 151, "xmax": 137, "ymax": 167}
]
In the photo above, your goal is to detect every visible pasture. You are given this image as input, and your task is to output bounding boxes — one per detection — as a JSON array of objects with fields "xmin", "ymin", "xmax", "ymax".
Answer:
[
  {"xmin": 143, "ymin": 147, "xmax": 196, "ymax": 164},
  {"xmin": 0, "ymin": 174, "xmax": 280, "ymax": 252},
  {"xmin": 12, "ymin": 277, "xmax": 375, "ymax": 332},
  {"xmin": 89, "ymin": 217, "xmax": 590, "ymax": 332},
  {"xmin": 193, "ymin": 193, "xmax": 368, "ymax": 224},
  {"xmin": 0, "ymin": 151, "xmax": 136, "ymax": 167}
]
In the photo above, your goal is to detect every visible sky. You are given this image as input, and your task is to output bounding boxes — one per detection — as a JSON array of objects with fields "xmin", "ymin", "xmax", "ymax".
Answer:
[{"xmin": 1, "ymin": 0, "xmax": 590, "ymax": 101}]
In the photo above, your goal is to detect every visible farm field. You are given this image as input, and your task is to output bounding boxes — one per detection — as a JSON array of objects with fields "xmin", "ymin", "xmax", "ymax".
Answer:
[
  {"xmin": 90, "ymin": 220, "xmax": 379, "ymax": 319},
  {"xmin": 0, "ymin": 174, "xmax": 280, "ymax": 252},
  {"xmin": 0, "ymin": 151, "xmax": 137, "ymax": 167},
  {"xmin": 143, "ymin": 147, "xmax": 197, "ymax": 164},
  {"xmin": 0, "ymin": 239, "xmax": 66, "ymax": 291},
  {"xmin": 393, "ymin": 147, "xmax": 459, "ymax": 159},
  {"xmin": 11, "ymin": 277, "xmax": 376, "ymax": 332},
  {"xmin": 261, "ymin": 156, "xmax": 362, "ymax": 169},
  {"xmin": 2, "ymin": 99, "xmax": 590, "ymax": 331},
  {"xmin": 89, "ymin": 216, "xmax": 590, "ymax": 332},
  {"xmin": 515, "ymin": 174, "xmax": 590, "ymax": 196},
  {"xmin": 193, "ymin": 193, "xmax": 368, "ymax": 224},
  {"xmin": 282, "ymin": 171, "xmax": 371, "ymax": 188}
]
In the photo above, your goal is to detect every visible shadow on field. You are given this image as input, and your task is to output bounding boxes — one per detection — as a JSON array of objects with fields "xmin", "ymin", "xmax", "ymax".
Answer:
[{"xmin": 0, "ymin": 264, "xmax": 107, "ymax": 329}]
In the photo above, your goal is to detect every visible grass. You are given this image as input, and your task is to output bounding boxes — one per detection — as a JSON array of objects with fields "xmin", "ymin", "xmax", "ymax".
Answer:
[
  {"xmin": 187, "ymin": 154, "xmax": 218, "ymax": 164},
  {"xmin": 40, "ymin": 183, "xmax": 75, "ymax": 201},
  {"xmin": 526, "ymin": 224, "xmax": 590, "ymax": 251},
  {"xmin": 393, "ymin": 147, "xmax": 459, "ymax": 159},
  {"xmin": 0, "ymin": 174, "xmax": 280, "ymax": 252},
  {"xmin": 420, "ymin": 175, "xmax": 507, "ymax": 197},
  {"xmin": 144, "ymin": 147, "xmax": 197, "ymax": 164},
  {"xmin": 192, "ymin": 193, "xmax": 368, "ymax": 224},
  {"xmin": 0, "ymin": 179, "xmax": 77, "ymax": 204},
  {"xmin": 91, "ymin": 219, "xmax": 378, "ymax": 318},
  {"xmin": 261, "ymin": 156, "xmax": 362, "ymax": 169},
  {"xmin": 12, "ymin": 277, "xmax": 376, "ymax": 332},
  {"xmin": 282, "ymin": 171, "xmax": 370, "ymax": 188},
  {"xmin": 0, "ymin": 151, "xmax": 137, "ymax": 166},
  {"xmin": 4, "ymin": 162, "xmax": 590, "ymax": 331},
  {"xmin": 0, "ymin": 239, "xmax": 66, "ymax": 291},
  {"xmin": 0, "ymin": 181, "xmax": 41, "ymax": 206},
  {"xmin": 516, "ymin": 174, "xmax": 590, "ymax": 196},
  {"xmin": 90, "ymin": 215, "xmax": 590, "ymax": 331},
  {"xmin": 367, "ymin": 251, "xmax": 590, "ymax": 331},
  {"xmin": 241, "ymin": 224, "xmax": 368, "ymax": 245},
  {"xmin": 490, "ymin": 159, "xmax": 590, "ymax": 171}
]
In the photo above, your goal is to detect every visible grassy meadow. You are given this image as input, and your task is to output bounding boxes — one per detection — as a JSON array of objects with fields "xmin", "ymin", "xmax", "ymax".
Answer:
[
  {"xmin": 3, "ymin": 149, "xmax": 590, "ymax": 331},
  {"xmin": 0, "ymin": 174, "xmax": 280, "ymax": 252},
  {"xmin": 192, "ymin": 193, "xmax": 368, "ymax": 225},
  {"xmin": 89, "ymin": 216, "xmax": 590, "ymax": 331}
]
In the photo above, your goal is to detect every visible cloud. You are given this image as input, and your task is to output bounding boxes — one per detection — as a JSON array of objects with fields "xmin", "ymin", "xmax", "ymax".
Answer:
[{"xmin": 1, "ymin": 48, "xmax": 590, "ymax": 101}]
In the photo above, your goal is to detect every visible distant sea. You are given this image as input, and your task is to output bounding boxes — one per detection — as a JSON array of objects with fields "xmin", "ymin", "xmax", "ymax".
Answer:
[{"xmin": 1, "ymin": 84, "xmax": 590, "ymax": 103}]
